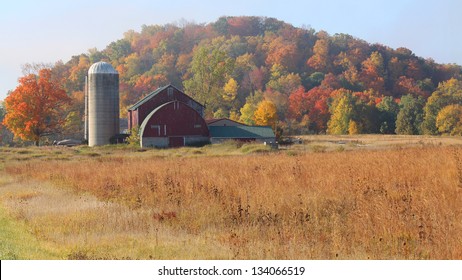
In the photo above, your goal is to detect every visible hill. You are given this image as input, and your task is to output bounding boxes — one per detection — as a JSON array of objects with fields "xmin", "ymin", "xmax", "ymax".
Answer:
[{"xmin": 33, "ymin": 16, "xmax": 462, "ymax": 138}]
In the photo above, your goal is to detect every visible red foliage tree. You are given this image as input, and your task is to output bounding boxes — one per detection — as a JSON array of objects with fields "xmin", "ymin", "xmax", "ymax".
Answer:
[{"xmin": 288, "ymin": 85, "xmax": 331, "ymax": 132}]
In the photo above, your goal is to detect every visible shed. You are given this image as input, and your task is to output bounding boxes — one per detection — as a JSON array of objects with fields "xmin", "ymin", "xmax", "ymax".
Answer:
[{"xmin": 209, "ymin": 125, "xmax": 276, "ymax": 144}]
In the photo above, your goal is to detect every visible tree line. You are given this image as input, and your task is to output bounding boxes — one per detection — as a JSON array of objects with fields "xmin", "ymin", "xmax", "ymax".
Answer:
[{"xmin": 2, "ymin": 16, "xmax": 462, "ymax": 145}]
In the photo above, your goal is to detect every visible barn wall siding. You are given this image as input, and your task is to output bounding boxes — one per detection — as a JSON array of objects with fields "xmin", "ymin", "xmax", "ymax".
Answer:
[
  {"xmin": 185, "ymin": 136, "xmax": 211, "ymax": 146},
  {"xmin": 141, "ymin": 137, "xmax": 169, "ymax": 148},
  {"xmin": 141, "ymin": 136, "xmax": 210, "ymax": 148},
  {"xmin": 139, "ymin": 101, "xmax": 209, "ymax": 148}
]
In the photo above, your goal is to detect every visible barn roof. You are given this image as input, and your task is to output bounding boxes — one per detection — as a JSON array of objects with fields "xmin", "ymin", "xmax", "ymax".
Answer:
[
  {"xmin": 128, "ymin": 84, "xmax": 204, "ymax": 111},
  {"xmin": 128, "ymin": 84, "xmax": 171, "ymax": 111},
  {"xmin": 209, "ymin": 126, "xmax": 275, "ymax": 139}
]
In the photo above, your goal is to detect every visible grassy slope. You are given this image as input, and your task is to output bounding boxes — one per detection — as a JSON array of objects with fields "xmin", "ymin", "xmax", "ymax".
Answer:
[{"xmin": 0, "ymin": 203, "xmax": 59, "ymax": 259}]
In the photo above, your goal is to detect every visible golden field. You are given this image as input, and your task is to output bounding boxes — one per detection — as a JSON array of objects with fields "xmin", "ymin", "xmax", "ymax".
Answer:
[{"xmin": 0, "ymin": 135, "xmax": 461, "ymax": 259}]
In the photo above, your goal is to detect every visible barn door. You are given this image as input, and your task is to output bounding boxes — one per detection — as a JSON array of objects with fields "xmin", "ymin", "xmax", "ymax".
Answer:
[{"xmin": 169, "ymin": 137, "xmax": 184, "ymax": 148}]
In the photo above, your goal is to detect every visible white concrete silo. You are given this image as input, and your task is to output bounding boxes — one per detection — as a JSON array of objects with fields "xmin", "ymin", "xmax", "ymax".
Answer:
[{"xmin": 87, "ymin": 62, "xmax": 119, "ymax": 146}]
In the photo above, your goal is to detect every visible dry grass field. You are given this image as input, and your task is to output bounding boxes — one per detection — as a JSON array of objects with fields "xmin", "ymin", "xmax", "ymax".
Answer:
[{"xmin": 0, "ymin": 135, "xmax": 461, "ymax": 259}]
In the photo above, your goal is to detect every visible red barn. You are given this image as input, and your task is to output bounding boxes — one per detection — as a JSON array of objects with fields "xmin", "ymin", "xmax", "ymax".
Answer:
[{"xmin": 128, "ymin": 85, "xmax": 209, "ymax": 148}]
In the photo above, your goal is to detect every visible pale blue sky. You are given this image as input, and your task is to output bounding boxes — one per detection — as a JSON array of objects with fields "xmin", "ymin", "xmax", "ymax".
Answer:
[{"xmin": 1, "ymin": 0, "xmax": 461, "ymax": 100}]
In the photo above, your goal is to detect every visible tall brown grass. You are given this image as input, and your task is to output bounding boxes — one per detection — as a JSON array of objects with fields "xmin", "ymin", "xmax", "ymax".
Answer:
[{"xmin": 4, "ymin": 145, "xmax": 462, "ymax": 259}]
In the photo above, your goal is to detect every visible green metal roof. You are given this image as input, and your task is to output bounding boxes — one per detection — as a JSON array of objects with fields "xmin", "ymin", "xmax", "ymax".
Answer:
[{"xmin": 209, "ymin": 125, "xmax": 275, "ymax": 139}]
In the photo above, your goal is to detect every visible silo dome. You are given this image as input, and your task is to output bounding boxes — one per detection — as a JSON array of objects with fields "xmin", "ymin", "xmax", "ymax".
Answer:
[
  {"xmin": 88, "ymin": 61, "xmax": 118, "ymax": 75},
  {"xmin": 87, "ymin": 62, "xmax": 119, "ymax": 146}
]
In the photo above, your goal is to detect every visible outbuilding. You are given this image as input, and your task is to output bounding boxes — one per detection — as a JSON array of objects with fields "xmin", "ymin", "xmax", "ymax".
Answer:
[{"xmin": 208, "ymin": 123, "xmax": 276, "ymax": 144}]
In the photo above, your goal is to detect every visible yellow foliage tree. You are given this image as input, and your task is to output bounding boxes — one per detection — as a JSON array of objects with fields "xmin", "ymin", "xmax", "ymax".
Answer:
[
  {"xmin": 254, "ymin": 100, "xmax": 278, "ymax": 130},
  {"xmin": 229, "ymin": 110, "xmax": 240, "ymax": 122},
  {"xmin": 348, "ymin": 120, "xmax": 359, "ymax": 135},
  {"xmin": 327, "ymin": 93, "xmax": 354, "ymax": 135},
  {"xmin": 239, "ymin": 103, "xmax": 256, "ymax": 125},
  {"xmin": 223, "ymin": 78, "xmax": 238, "ymax": 101},
  {"xmin": 436, "ymin": 104, "xmax": 462, "ymax": 135}
]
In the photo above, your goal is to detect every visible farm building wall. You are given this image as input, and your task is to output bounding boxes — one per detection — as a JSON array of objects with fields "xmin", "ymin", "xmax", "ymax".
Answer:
[
  {"xmin": 210, "ymin": 137, "xmax": 275, "ymax": 144},
  {"xmin": 208, "ymin": 125, "xmax": 276, "ymax": 144},
  {"xmin": 141, "ymin": 137, "xmax": 169, "ymax": 148},
  {"xmin": 139, "ymin": 101, "xmax": 209, "ymax": 148}
]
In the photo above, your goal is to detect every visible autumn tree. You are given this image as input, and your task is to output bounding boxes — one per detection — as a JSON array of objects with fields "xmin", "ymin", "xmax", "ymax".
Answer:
[
  {"xmin": 435, "ymin": 104, "xmax": 462, "ymax": 135},
  {"xmin": 254, "ymin": 100, "xmax": 278, "ymax": 130},
  {"xmin": 246, "ymin": 66, "xmax": 267, "ymax": 92},
  {"xmin": 263, "ymin": 89, "xmax": 289, "ymax": 122},
  {"xmin": 267, "ymin": 72, "xmax": 302, "ymax": 96},
  {"xmin": 2, "ymin": 69, "xmax": 70, "ymax": 145},
  {"xmin": 348, "ymin": 120, "xmax": 359, "ymax": 135},
  {"xmin": 183, "ymin": 45, "xmax": 234, "ymax": 115},
  {"xmin": 352, "ymin": 93, "xmax": 380, "ymax": 134},
  {"xmin": 69, "ymin": 55, "xmax": 91, "ymax": 88},
  {"xmin": 394, "ymin": 76, "xmax": 427, "ymax": 98},
  {"xmin": 377, "ymin": 96, "xmax": 399, "ymax": 134},
  {"xmin": 265, "ymin": 36, "xmax": 299, "ymax": 71},
  {"xmin": 61, "ymin": 91, "xmax": 85, "ymax": 139},
  {"xmin": 327, "ymin": 91, "xmax": 355, "ymax": 135},
  {"xmin": 106, "ymin": 39, "xmax": 132, "ymax": 65},
  {"xmin": 223, "ymin": 78, "xmax": 239, "ymax": 101},
  {"xmin": 239, "ymin": 91, "xmax": 263, "ymax": 125},
  {"xmin": 360, "ymin": 51, "xmax": 386, "ymax": 94},
  {"xmin": 239, "ymin": 102, "xmax": 256, "ymax": 125},
  {"xmin": 395, "ymin": 94, "xmax": 424, "ymax": 135},
  {"xmin": 304, "ymin": 72, "xmax": 325, "ymax": 90},
  {"xmin": 422, "ymin": 78, "xmax": 462, "ymax": 135},
  {"xmin": 307, "ymin": 31, "xmax": 330, "ymax": 72},
  {"xmin": 288, "ymin": 85, "xmax": 330, "ymax": 133}
]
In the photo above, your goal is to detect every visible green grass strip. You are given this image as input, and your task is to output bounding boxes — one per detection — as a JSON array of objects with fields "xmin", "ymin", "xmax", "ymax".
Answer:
[{"xmin": 0, "ymin": 206, "xmax": 60, "ymax": 259}]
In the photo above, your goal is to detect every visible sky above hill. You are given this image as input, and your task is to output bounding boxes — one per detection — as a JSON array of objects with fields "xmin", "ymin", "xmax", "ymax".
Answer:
[{"xmin": 1, "ymin": 0, "xmax": 461, "ymax": 101}]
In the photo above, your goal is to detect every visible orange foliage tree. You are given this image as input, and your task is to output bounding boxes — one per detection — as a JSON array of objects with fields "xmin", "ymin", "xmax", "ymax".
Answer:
[
  {"xmin": 360, "ymin": 51, "xmax": 386, "ymax": 94},
  {"xmin": 307, "ymin": 32, "xmax": 330, "ymax": 72},
  {"xmin": 2, "ymin": 69, "xmax": 70, "ymax": 145}
]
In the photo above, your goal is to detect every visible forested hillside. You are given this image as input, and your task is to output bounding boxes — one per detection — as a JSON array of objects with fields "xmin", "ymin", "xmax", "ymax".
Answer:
[{"xmin": 42, "ymin": 16, "xmax": 462, "ymax": 136}]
